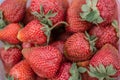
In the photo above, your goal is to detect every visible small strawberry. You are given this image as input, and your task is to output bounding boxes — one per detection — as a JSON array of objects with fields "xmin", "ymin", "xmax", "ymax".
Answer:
[
  {"xmin": 89, "ymin": 20, "xmax": 119, "ymax": 49},
  {"xmin": 9, "ymin": 60, "xmax": 36, "ymax": 80},
  {"xmin": 49, "ymin": 63, "xmax": 71, "ymax": 80},
  {"xmin": 66, "ymin": 0, "xmax": 92, "ymax": 33},
  {"xmin": 0, "ymin": 23, "xmax": 21, "ymax": 44},
  {"xmin": 0, "ymin": 0, "xmax": 27, "ymax": 23},
  {"xmin": 64, "ymin": 32, "xmax": 97, "ymax": 62},
  {"xmin": 22, "ymin": 46, "xmax": 62, "ymax": 78},
  {"xmin": 80, "ymin": 0, "xmax": 118, "ymax": 25},
  {"xmin": 88, "ymin": 44, "xmax": 120, "ymax": 80}
]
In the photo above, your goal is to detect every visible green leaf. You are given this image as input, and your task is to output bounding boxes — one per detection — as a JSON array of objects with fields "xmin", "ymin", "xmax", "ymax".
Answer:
[
  {"xmin": 81, "ymin": 5, "xmax": 91, "ymax": 12},
  {"xmin": 89, "ymin": 65, "xmax": 97, "ymax": 72},
  {"xmin": 80, "ymin": 12, "xmax": 89, "ymax": 19},
  {"xmin": 0, "ymin": 11, "xmax": 6, "ymax": 29},
  {"xmin": 106, "ymin": 65, "xmax": 117, "ymax": 76},
  {"xmin": 112, "ymin": 20, "xmax": 118, "ymax": 28},
  {"xmin": 86, "ymin": 0, "xmax": 92, "ymax": 6},
  {"xmin": 92, "ymin": 0, "xmax": 98, "ymax": 7},
  {"xmin": 47, "ymin": 19, "xmax": 53, "ymax": 26},
  {"xmin": 7, "ymin": 76, "xmax": 14, "ymax": 80},
  {"xmin": 31, "ymin": 11, "xmax": 42, "ymax": 20},
  {"xmin": 98, "ymin": 64, "xmax": 106, "ymax": 73},
  {"xmin": 78, "ymin": 67, "xmax": 87, "ymax": 73},
  {"xmin": 96, "ymin": 16, "xmax": 104, "ymax": 23},
  {"xmin": 46, "ymin": 10, "xmax": 57, "ymax": 18},
  {"xmin": 40, "ymin": 5, "xmax": 44, "ymax": 16}
]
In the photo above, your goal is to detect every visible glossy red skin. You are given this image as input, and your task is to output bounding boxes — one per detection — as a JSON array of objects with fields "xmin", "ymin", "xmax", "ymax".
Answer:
[
  {"xmin": 0, "ymin": 23, "xmax": 21, "ymax": 44},
  {"xmin": 17, "ymin": 20, "xmax": 47, "ymax": 45},
  {"xmin": 90, "ymin": 44, "xmax": 120, "ymax": 77},
  {"xmin": 22, "ymin": 46, "xmax": 62, "ymax": 78},
  {"xmin": 29, "ymin": 0, "xmax": 65, "ymax": 25},
  {"xmin": 97, "ymin": 0, "xmax": 118, "ymax": 25},
  {"xmin": 10, "ymin": 60, "xmax": 36, "ymax": 80},
  {"xmin": 89, "ymin": 25, "xmax": 118, "ymax": 49},
  {"xmin": 66, "ymin": 0, "xmax": 92, "ymax": 33},
  {"xmin": 0, "ymin": 47, "xmax": 22, "ymax": 73},
  {"xmin": 64, "ymin": 32, "xmax": 92, "ymax": 62},
  {"xmin": 49, "ymin": 63, "xmax": 71, "ymax": 80},
  {"xmin": 0, "ymin": 0, "xmax": 27, "ymax": 23}
]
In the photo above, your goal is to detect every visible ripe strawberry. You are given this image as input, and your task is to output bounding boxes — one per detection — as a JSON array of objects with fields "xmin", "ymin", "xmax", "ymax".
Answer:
[
  {"xmin": 22, "ymin": 46, "xmax": 62, "ymax": 78},
  {"xmin": 49, "ymin": 63, "xmax": 71, "ymax": 80},
  {"xmin": 0, "ymin": 47, "xmax": 22, "ymax": 73},
  {"xmin": 64, "ymin": 32, "xmax": 97, "ymax": 62},
  {"xmin": 89, "ymin": 21, "xmax": 119, "ymax": 49},
  {"xmin": 17, "ymin": 20, "xmax": 47, "ymax": 45},
  {"xmin": 0, "ymin": 23, "xmax": 21, "ymax": 44},
  {"xmin": 30, "ymin": 0, "xmax": 65, "ymax": 25},
  {"xmin": 0, "ymin": 0, "xmax": 27, "ymax": 23},
  {"xmin": 66, "ymin": 0, "xmax": 92, "ymax": 33},
  {"xmin": 80, "ymin": 0, "xmax": 117, "ymax": 25},
  {"xmin": 9, "ymin": 60, "xmax": 36, "ymax": 80},
  {"xmin": 22, "ymin": 42, "xmax": 35, "ymax": 48},
  {"xmin": 88, "ymin": 44, "xmax": 120, "ymax": 79}
]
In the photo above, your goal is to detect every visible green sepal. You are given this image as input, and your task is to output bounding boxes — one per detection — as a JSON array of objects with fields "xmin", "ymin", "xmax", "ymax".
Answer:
[
  {"xmin": 88, "ymin": 64, "xmax": 117, "ymax": 80},
  {"xmin": 80, "ymin": 0, "xmax": 104, "ymax": 24},
  {"xmin": 7, "ymin": 76, "xmax": 14, "ymax": 80},
  {"xmin": 112, "ymin": 20, "xmax": 119, "ymax": 38},
  {"xmin": 78, "ymin": 67, "xmax": 87, "ymax": 73},
  {"xmin": 85, "ymin": 31, "xmax": 97, "ymax": 53},
  {"xmin": 0, "ymin": 11, "xmax": 6, "ymax": 29}
]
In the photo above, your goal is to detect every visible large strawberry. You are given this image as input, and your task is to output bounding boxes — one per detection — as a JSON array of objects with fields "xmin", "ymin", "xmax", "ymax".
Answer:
[
  {"xmin": 66, "ymin": 0, "xmax": 92, "ymax": 33},
  {"xmin": 89, "ymin": 20, "xmax": 119, "ymax": 49},
  {"xmin": 80, "ymin": 0, "xmax": 118, "ymax": 25},
  {"xmin": 88, "ymin": 44, "xmax": 120, "ymax": 80},
  {"xmin": 49, "ymin": 62, "xmax": 71, "ymax": 80},
  {"xmin": 30, "ymin": 0, "xmax": 65, "ymax": 26},
  {"xmin": 0, "ymin": 23, "xmax": 21, "ymax": 44},
  {"xmin": 9, "ymin": 60, "xmax": 36, "ymax": 80},
  {"xmin": 64, "ymin": 32, "xmax": 97, "ymax": 62},
  {"xmin": 22, "ymin": 46, "xmax": 62, "ymax": 78},
  {"xmin": 0, "ymin": 0, "xmax": 27, "ymax": 23},
  {"xmin": 0, "ymin": 47, "xmax": 22, "ymax": 73}
]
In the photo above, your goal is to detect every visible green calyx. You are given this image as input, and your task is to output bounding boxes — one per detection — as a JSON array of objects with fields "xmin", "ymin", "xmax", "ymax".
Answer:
[
  {"xmin": 80, "ymin": 0, "xmax": 104, "ymax": 24},
  {"xmin": 88, "ymin": 64, "xmax": 117, "ymax": 80},
  {"xmin": 112, "ymin": 20, "xmax": 119, "ymax": 38},
  {"xmin": 32, "ymin": 5, "xmax": 57, "ymax": 27},
  {"xmin": 69, "ymin": 63, "xmax": 87, "ymax": 80},
  {"xmin": 85, "ymin": 31, "xmax": 97, "ymax": 53},
  {"xmin": 7, "ymin": 76, "xmax": 14, "ymax": 80},
  {"xmin": 0, "ymin": 10, "xmax": 6, "ymax": 29}
]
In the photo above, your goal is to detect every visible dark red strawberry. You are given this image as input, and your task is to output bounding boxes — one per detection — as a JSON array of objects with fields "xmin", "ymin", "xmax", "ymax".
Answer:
[
  {"xmin": 0, "ymin": 0, "xmax": 27, "ymax": 23},
  {"xmin": 49, "ymin": 63, "xmax": 71, "ymax": 80},
  {"xmin": 0, "ymin": 47, "xmax": 22, "ymax": 73},
  {"xmin": 88, "ymin": 44, "xmax": 120, "ymax": 79},
  {"xmin": 80, "ymin": 0, "xmax": 118, "ymax": 26},
  {"xmin": 0, "ymin": 23, "xmax": 21, "ymax": 44},
  {"xmin": 64, "ymin": 32, "xmax": 97, "ymax": 62},
  {"xmin": 22, "ymin": 46, "xmax": 62, "ymax": 78},
  {"xmin": 89, "ymin": 20, "xmax": 119, "ymax": 49},
  {"xmin": 9, "ymin": 60, "xmax": 36, "ymax": 80},
  {"xmin": 66, "ymin": 0, "xmax": 92, "ymax": 33}
]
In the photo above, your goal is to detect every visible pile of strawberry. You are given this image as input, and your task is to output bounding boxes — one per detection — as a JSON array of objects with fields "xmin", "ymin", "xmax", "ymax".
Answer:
[{"xmin": 0, "ymin": 0, "xmax": 120, "ymax": 80}]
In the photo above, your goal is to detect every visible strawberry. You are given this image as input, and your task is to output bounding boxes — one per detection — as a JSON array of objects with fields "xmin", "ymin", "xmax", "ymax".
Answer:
[
  {"xmin": 0, "ymin": 23, "xmax": 21, "ymax": 44},
  {"xmin": 80, "ymin": 0, "xmax": 118, "ymax": 25},
  {"xmin": 88, "ymin": 44, "xmax": 120, "ymax": 80},
  {"xmin": 30, "ymin": 0, "xmax": 65, "ymax": 26},
  {"xmin": 17, "ymin": 20, "xmax": 47, "ymax": 45},
  {"xmin": 64, "ymin": 32, "xmax": 97, "ymax": 62},
  {"xmin": 0, "ymin": 0, "xmax": 27, "ymax": 23},
  {"xmin": 66, "ymin": 0, "xmax": 92, "ymax": 33},
  {"xmin": 89, "ymin": 20, "xmax": 119, "ymax": 49},
  {"xmin": 9, "ymin": 60, "xmax": 36, "ymax": 80},
  {"xmin": 0, "ymin": 46, "xmax": 22, "ymax": 73},
  {"xmin": 49, "ymin": 63, "xmax": 71, "ymax": 80},
  {"xmin": 36, "ymin": 76, "xmax": 47, "ymax": 80},
  {"xmin": 22, "ymin": 46, "xmax": 62, "ymax": 78}
]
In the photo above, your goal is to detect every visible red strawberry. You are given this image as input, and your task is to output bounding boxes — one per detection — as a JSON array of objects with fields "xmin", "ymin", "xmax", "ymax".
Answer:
[
  {"xmin": 22, "ymin": 42, "xmax": 35, "ymax": 48},
  {"xmin": 36, "ymin": 76, "xmax": 47, "ymax": 80},
  {"xmin": 0, "ymin": 0, "xmax": 27, "ymax": 23},
  {"xmin": 89, "ymin": 21, "xmax": 119, "ymax": 49},
  {"xmin": 0, "ymin": 23, "xmax": 21, "ymax": 44},
  {"xmin": 49, "ymin": 63, "xmax": 71, "ymax": 80},
  {"xmin": 22, "ymin": 46, "xmax": 62, "ymax": 78},
  {"xmin": 17, "ymin": 20, "xmax": 47, "ymax": 45},
  {"xmin": 9, "ymin": 60, "xmax": 36, "ymax": 80},
  {"xmin": 88, "ymin": 44, "xmax": 120, "ymax": 79},
  {"xmin": 66, "ymin": 0, "xmax": 92, "ymax": 33},
  {"xmin": 29, "ymin": 0, "xmax": 65, "ymax": 25},
  {"xmin": 80, "ymin": 0, "xmax": 118, "ymax": 25},
  {"xmin": 64, "ymin": 32, "xmax": 97, "ymax": 62}
]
